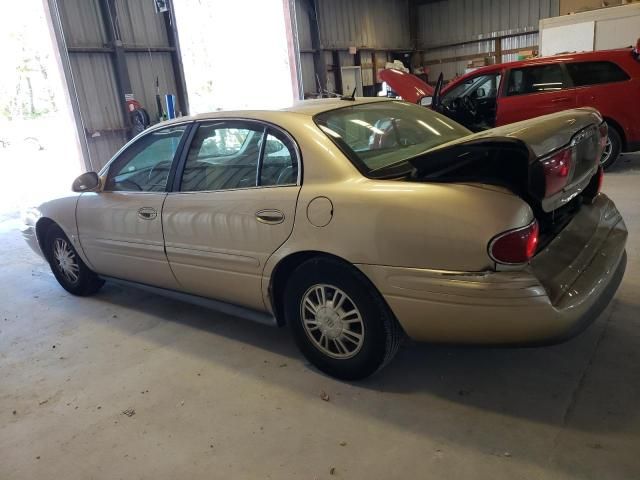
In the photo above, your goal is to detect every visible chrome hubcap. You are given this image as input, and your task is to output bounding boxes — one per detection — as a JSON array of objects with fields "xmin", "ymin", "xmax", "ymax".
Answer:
[
  {"xmin": 300, "ymin": 284, "xmax": 365, "ymax": 359},
  {"xmin": 53, "ymin": 238, "xmax": 79, "ymax": 284},
  {"xmin": 601, "ymin": 136, "xmax": 612, "ymax": 165}
]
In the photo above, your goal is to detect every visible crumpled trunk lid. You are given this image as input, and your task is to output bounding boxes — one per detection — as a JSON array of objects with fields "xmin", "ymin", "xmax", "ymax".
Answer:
[{"xmin": 408, "ymin": 108, "xmax": 604, "ymax": 214}]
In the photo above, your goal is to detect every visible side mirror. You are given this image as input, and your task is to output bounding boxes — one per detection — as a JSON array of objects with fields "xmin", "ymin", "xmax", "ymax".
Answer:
[
  {"xmin": 476, "ymin": 88, "xmax": 486, "ymax": 98},
  {"xmin": 72, "ymin": 171, "xmax": 100, "ymax": 192},
  {"xmin": 420, "ymin": 96, "xmax": 433, "ymax": 107}
]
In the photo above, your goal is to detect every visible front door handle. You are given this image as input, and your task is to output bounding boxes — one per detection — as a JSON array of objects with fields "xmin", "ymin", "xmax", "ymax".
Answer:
[
  {"xmin": 255, "ymin": 209, "xmax": 285, "ymax": 224},
  {"xmin": 551, "ymin": 97, "xmax": 571, "ymax": 103},
  {"xmin": 137, "ymin": 207, "xmax": 158, "ymax": 220}
]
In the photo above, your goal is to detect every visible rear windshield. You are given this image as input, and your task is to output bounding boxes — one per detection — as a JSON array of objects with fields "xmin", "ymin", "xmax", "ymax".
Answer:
[{"xmin": 314, "ymin": 101, "xmax": 470, "ymax": 177}]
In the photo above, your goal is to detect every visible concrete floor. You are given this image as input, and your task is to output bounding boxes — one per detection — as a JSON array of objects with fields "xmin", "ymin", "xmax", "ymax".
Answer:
[{"xmin": 1, "ymin": 156, "xmax": 639, "ymax": 480}]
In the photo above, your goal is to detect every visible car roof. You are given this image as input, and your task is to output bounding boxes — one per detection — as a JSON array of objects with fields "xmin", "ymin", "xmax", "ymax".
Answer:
[
  {"xmin": 154, "ymin": 97, "xmax": 392, "ymax": 129},
  {"xmin": 447, "ymin": 47, "xmax": 633, "ymax": 85}
]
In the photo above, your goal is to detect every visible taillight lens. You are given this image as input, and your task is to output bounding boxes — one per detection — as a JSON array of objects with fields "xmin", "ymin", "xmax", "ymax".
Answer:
[
  {"xmin": 489, "ymin": 221, "xmax": 539, "ymax": 265},
  {"xmin": 541, "ymin": 148, "xmax": 572, "ymax": 196}
]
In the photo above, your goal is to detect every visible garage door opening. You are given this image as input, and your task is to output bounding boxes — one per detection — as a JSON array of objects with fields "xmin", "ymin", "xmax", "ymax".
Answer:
[
  {"xmin": 0, "ymin": 0, "xmax": 81, "ymax": 227},
  {"xmin": 173, "ymin": 0, "xmax": 297, "ymax": 113}
]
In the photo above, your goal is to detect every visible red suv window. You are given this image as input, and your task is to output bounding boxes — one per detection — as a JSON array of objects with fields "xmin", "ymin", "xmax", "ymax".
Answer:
[
  {"xmin": 565, "ymin": 61, "xmax": 630, "ymax": 87},
  {"xmin": 506, "ymin": 64, "xmax": 567, "ymax": 96}
]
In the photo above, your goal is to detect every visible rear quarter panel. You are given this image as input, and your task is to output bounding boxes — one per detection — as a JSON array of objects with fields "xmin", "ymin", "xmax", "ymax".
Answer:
[{"xmin": 265, "ymin": 179, "xmax": 533, "ymax": 275}]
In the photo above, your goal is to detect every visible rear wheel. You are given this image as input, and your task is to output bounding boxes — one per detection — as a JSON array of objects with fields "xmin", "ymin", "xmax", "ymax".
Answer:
[
  {"xmin": 601, "ymin": 124, "xmax": 622, "ymax": 170},
  {"xmin": 45, "ymin": 225, "xmax": 104, "ymax": 296},
  {"xmin": 284, "ymin": 257, "xmax": 402, "ymax": 380}
]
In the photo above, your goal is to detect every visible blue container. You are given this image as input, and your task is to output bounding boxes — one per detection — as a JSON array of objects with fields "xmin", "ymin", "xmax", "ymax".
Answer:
[{"xmin": 165, "ymin": 94, "xmax": 176, "ymax": 119}]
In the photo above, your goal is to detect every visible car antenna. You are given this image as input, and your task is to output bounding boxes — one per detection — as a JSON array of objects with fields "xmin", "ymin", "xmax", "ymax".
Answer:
[{"xmin": 341, "ymin": 87, "xmax": 357, "ymax": 101}]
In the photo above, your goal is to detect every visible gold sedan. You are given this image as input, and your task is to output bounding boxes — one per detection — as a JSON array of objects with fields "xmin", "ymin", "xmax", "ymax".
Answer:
[{"xmin": 22, "ymin": 98, "xmax": 627, "ymax": 380}]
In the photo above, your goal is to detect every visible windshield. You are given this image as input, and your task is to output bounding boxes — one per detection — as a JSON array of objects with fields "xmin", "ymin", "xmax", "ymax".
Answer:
[{"xmin": 314, "ymin": 101, "xmax": 469, "ymax": 176}]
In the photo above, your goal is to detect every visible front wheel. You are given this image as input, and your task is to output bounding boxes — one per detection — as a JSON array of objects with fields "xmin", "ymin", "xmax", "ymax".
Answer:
[
  {"xmin": 45, "ymin": 225, "xmax": 104, "ymax": 296},
  {"xmin": 601, "ymin": 124, "xmax": 622, "ymax": 170},
  {"xmin": 284, "ymin": 258, "xmax": 402, "ymax": 380}
]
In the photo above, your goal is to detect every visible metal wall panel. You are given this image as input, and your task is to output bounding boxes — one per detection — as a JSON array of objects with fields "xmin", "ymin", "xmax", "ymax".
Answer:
[
  {"xmin": 295, "ymin": 0, "xmax": 314, "ymax": 50},
  {"xmin": 115, "ymin": 0, "xmax": 170, "ymax": 47},
  {"xmin": 51, "ymin": 0, "xmax": 186, "ymax": 170},
  {"xmin": 57, "ymin": 0, "xmax": 106, "ymax": 47},
  {"xmin": 317, "ymin": 0, "xmax": 410, "ymax": 49},
  {"xmin": 126, "ymin": 52, "xmax": 180, "ymax": 117},
  {"xmin": 68, "ymin": 53, "xmax": 128, "ymax": 168},
  {"xmin": 300, "ymin": 53, "xmax": 317, "ymax": 95},
  {"xmin": 69, "ymin": 53, "xmax": 124, "ymax": 131},
  {"xmin": 418, "ymin": 0, "xmax": 559, "ymax": 48}
]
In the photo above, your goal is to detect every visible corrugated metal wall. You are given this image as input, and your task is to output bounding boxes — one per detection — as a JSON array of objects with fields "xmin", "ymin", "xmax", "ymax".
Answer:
[
  {"xmin": 48, "ymin": 0, "xmax": 186, "ymax": 171},
  {"xmin": 419, "ymin": 0, "xmax": 559, "ymax": 81},
  {"xmin": 417, "ymin": 0, "xmax": 559, "ymax": 47},
  {"xmin": 294, "ymin": 0, "xmax": 560, "ymax": 95},
  {"xmin": 317, "ymin": 0, "xmax": 410, "ymax": 49},
  {"xmin": 295, "ymin": 0, "xmax": 408, "ymax": 96}
]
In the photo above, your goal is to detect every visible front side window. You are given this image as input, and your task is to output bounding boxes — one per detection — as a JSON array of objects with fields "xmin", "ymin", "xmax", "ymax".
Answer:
[
  {"xmin": 442, "ymin": 74, "xmax": 502, "ymax": 105},
  {"xmin": 566, "ymin": 61, "xmax": 630, "ymax": 87},
  {"xmin": 180, "ymin": 122, "xmax": 263, "ymax": 192},
  {"xmin": 507, "ymin": 64, "xmax": 567, "ymax": 96},
  {"xmin": 314, "ymin": 101, "xmax": 470, "ymax": 177},
  {"xmin": 105, "ymin": 125, "xmax": 187, "ymax": 192}
]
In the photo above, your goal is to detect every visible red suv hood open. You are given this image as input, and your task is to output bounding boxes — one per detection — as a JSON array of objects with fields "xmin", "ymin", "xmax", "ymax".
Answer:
[{"xmin": 379, "ymin": 69, "xmax": 434, "ymax": 104}]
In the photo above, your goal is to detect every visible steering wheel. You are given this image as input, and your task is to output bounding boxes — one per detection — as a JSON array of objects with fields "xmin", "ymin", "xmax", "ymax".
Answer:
[{"xmin": 462, "ymin": 96, "xmax": 478, "ymax": 118}]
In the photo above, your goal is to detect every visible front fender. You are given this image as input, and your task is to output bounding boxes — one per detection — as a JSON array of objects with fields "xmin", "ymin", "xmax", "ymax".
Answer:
[{"xmin": 26, "ymin": 193, "xmax": 94, "ymax": 268}]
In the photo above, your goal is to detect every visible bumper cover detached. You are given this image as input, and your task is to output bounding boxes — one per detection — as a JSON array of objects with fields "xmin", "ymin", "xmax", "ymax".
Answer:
[{"xmin": 357, "ymin": 194, "xmax": 627, "ymax": 344}]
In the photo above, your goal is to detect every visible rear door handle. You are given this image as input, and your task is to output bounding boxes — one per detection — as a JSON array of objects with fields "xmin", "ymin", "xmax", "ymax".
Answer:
[
  {"xmin": 137, "ymin": 207, "xmax": 157, "ymax": 220},
  {"xmin": 255, "ymin": 209, "xmax": 285, "ymax": 224},
  {"xmin": 551, "ymin": 97, "xmax": 571, "ymax": 103}
]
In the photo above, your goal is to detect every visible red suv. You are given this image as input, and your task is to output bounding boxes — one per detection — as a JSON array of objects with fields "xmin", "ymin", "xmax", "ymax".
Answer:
[{"xmin": 381, "ymin": 47, "xmax": 640, "ymax": 168}]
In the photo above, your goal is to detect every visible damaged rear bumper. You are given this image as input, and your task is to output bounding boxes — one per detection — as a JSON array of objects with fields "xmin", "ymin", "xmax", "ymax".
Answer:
[{"xmin": 357, "ymin": 194, "xmax": 627, "ymax": 344}]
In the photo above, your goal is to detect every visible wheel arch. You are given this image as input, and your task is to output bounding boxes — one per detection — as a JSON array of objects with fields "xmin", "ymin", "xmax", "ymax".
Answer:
[
  {"xmin": 603, "ymin": 116, "xmax": 626, "ymax": 149},
  {"xmin": 268, "ymin": 250, "xmax": 396, "ymax": 328},
  {"xmin": 35, "ymin": 217, "xmax": 57, "ymax": 260}
]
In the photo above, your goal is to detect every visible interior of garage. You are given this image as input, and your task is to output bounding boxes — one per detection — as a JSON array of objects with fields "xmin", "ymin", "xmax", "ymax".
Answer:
[{"xmin": 1, "ymin": 0, "xmax": 639, "ymax": 478}]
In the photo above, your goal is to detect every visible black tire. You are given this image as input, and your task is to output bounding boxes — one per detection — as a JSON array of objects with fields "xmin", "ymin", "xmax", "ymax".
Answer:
[
  {"xmin": 284, "ymin": 257, "xmax": 402, "ymax": 380},
  {"xmin": 601, "ymin": 123, "xmax": 622, "ymax": 170},
  {"xmin": 45, "ymin": 225, "xmax": 104, "ymax": 296}
]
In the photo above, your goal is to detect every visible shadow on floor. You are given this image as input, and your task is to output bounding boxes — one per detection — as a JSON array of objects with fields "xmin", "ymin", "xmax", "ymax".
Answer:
[{"xmin": 85, "ymin": 280, "xmax": 639, "ymax": 438}]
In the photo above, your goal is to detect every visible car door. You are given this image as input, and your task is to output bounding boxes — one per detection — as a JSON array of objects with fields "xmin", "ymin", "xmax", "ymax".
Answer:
[
  {"xmin": 496, "ymin": 63, "xmax": 576, "ymax": 125},
  {"xmin": 162, "ymin": 119, "xmax": 301, "ymax": 311},
  {"xmin": 438, "ymin": 72, "xmax": 502, "ymax": 131},
  {"xmin": 566, "ymin": 60, "xmax": 632, "ymax": 121},
  {"xmin": 77, "ymin": 124, "xmax": 190, "ymax": 289}
]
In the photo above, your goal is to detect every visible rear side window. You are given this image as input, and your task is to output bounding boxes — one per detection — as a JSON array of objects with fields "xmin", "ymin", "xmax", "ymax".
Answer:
[
  {"xmin": 566, "ymin": 61, "xmax": 630, "ymax": 87},
  {"xmin": 507, "ymin": 64, "xmax": 566, "ymax": 96},
  {"xmin": 180, "ymin": 123, "xmax": 263, "ymax": 192}
]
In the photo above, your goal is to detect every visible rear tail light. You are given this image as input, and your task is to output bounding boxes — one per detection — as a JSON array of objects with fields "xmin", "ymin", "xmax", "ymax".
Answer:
[
  {"xmin": 489, "ymin": 220, "xmax": 539, "ymax": 265},
  {"xmin": 541, "ymin": 147, "xmax": 573, "ymax": 196}
]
